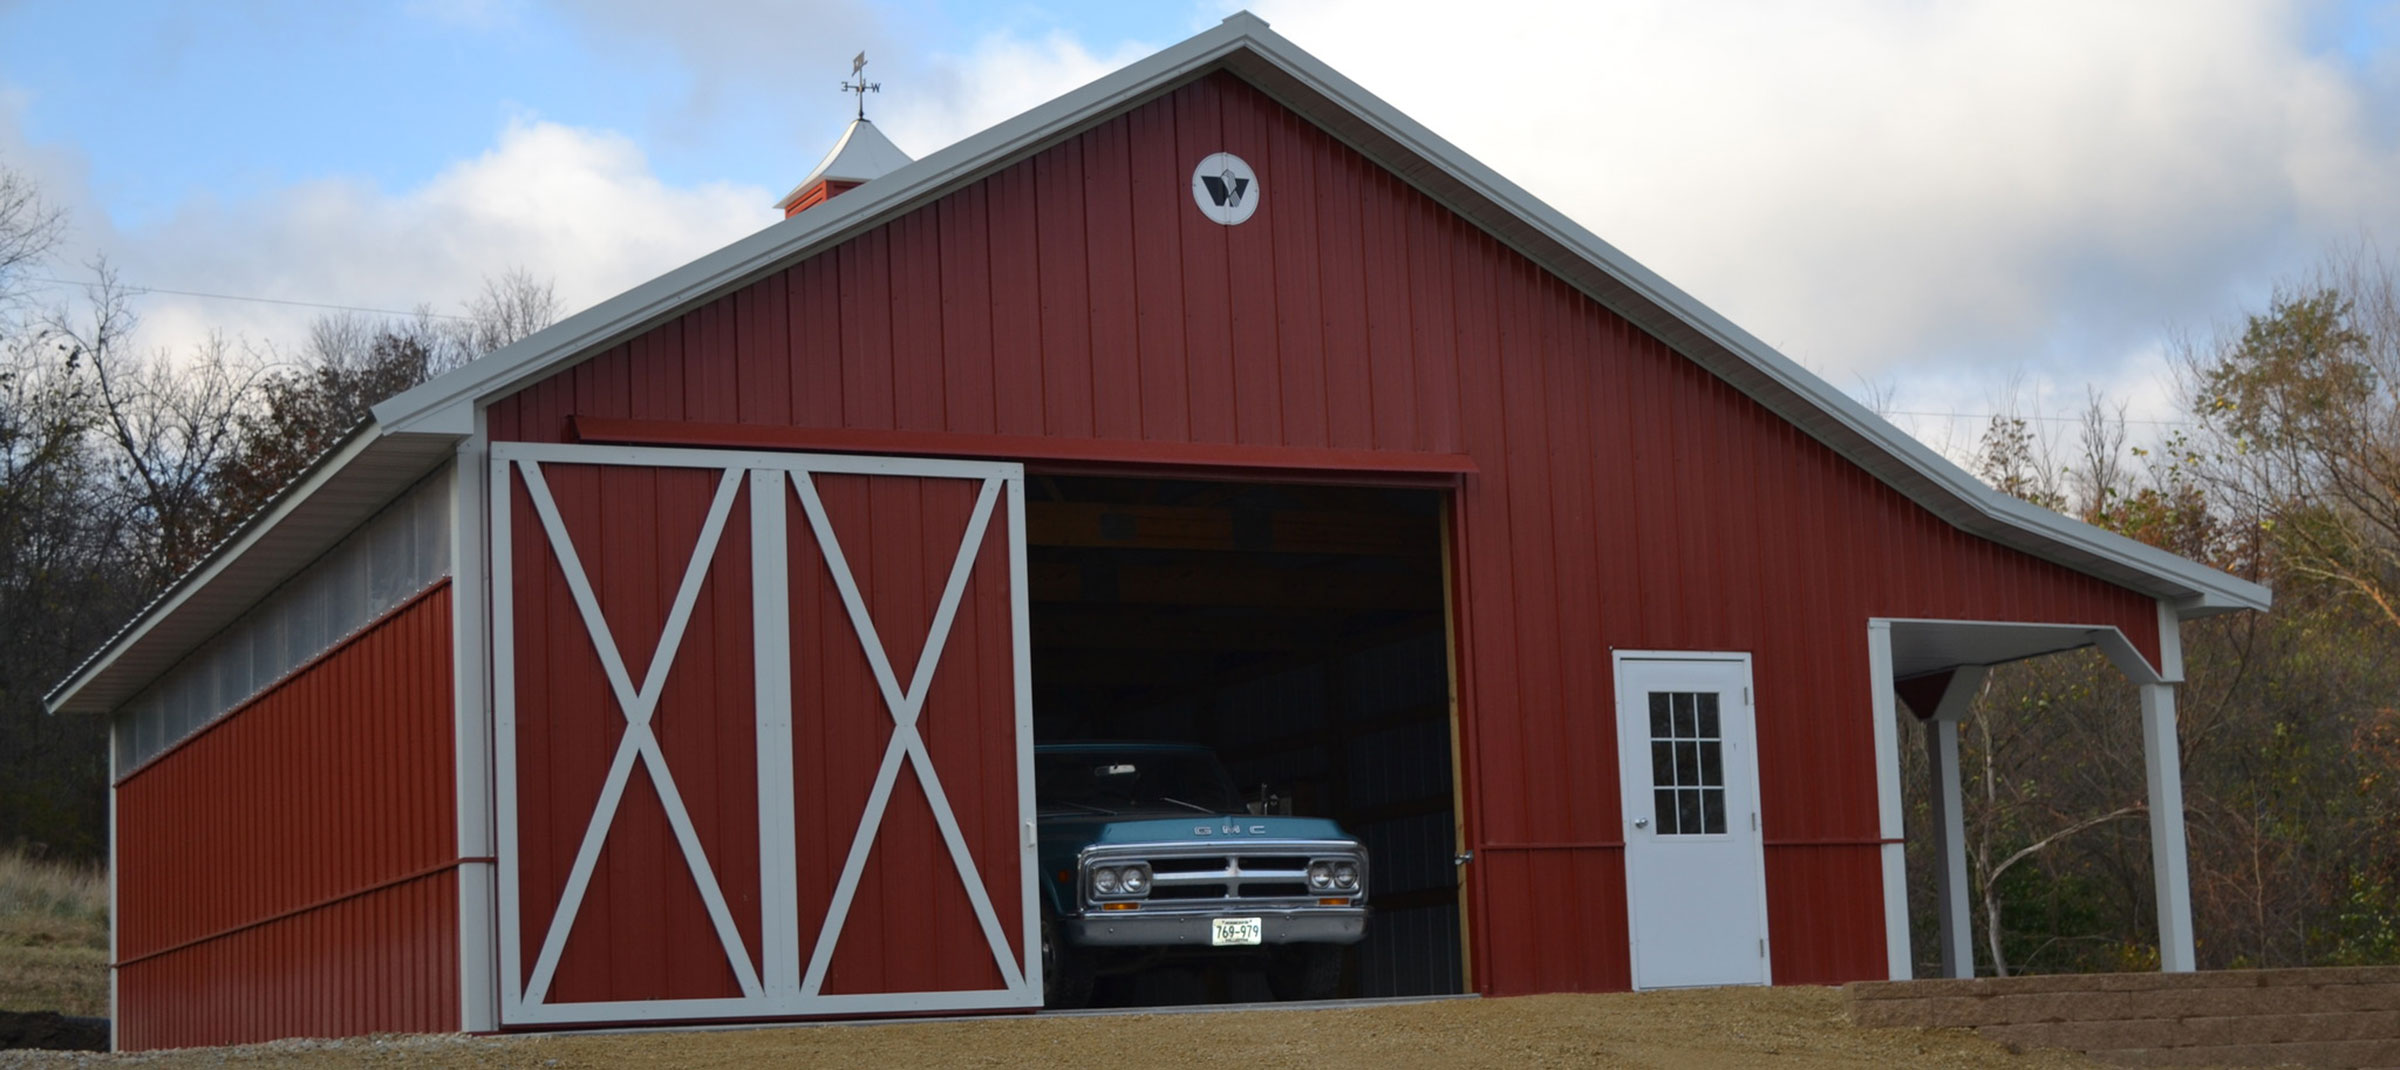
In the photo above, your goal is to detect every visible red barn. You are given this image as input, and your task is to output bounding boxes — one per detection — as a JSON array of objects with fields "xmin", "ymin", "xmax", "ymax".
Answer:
[{"xmin": 47, "ymin": 12, "xmax": 2266, "ymax": 1049}]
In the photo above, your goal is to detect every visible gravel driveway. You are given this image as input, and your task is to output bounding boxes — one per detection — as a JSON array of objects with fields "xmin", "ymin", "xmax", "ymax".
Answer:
[{"xmin": 0, "ymin": 986, "xmax": 2104, "ymax": 1069}]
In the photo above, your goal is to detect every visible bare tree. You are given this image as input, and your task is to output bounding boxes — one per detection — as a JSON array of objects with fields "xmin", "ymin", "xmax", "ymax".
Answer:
[
  {"xmin": 0, "ymin": 165, "xmax": 568, "ymax": 859},
  {"xmin": 452, "ymin": 268, "xmax": 559, "ymax": 360},
  {"xmin": 2069, "ymin": 391, "xmax": 2132, "ymax": 526},
  {"xmin": 205, "ymin": 268, "xmax": 560, "ymax": 530},
  {"xmin": 0, "ymin": 165, "xmax": 63, "ymax": 310},
  {"xmin": 49, "ymin": 267, "xmax": 262, "ymax": 586},
  {"xmin": 0, "ymin": 173, "xmax": 117, "ymax": 857},
  {"xmin": 1978, "ymin": 416, "xmax": 2066, "ymax": 513}
]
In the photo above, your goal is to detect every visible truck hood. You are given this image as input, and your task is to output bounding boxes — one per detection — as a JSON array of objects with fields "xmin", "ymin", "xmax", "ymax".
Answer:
[{"xmin": 1040, "ymin": 813, "xmax": 1354, "ymax": 847}]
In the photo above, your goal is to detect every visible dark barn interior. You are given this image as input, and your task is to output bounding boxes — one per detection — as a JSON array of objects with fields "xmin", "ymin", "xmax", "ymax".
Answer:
[{"xmin": 1024, "ymin": 474, "xmax": 1464, "ymax": 1004}]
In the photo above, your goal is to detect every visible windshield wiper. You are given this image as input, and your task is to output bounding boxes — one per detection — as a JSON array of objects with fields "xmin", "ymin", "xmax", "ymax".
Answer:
[{"xmin": 1158, "ymin": 796, "xmax": 1216, "ymax": 815}]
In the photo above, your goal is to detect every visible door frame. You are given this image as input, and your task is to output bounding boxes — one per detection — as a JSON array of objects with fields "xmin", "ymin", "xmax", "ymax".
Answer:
[
  {"xmin": 488, "ymin": 441, "xmax": 1037, "ymax": 1025},
  {"xmin": 1610, "ymin": 649, "xmax": 1772, "ymax": 990}
]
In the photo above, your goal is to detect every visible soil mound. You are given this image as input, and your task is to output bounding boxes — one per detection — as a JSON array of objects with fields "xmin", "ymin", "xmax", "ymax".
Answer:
[{"xmin": 0, "ymin": 1010, "xmax": 108, "ymax": 1052}]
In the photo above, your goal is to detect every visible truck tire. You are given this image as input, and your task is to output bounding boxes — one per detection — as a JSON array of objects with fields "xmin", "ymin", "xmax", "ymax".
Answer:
[
  {"xmin": 1042, "ymin": 919, "xmax": 1094, "ymax": 1009},
  {"xmin": 1267, "ymin": 945, "xmax": 1343, "ymax": 1002}
]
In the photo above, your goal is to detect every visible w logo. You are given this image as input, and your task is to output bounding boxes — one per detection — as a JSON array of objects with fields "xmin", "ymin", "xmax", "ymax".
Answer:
[
  {"xmin": 1201, "ymin": 170, "xmax": 1250, "ymax": 208},
  {"xmin": 1190, "ymin": 152, "xmax": 1260, "ymax": 225}
]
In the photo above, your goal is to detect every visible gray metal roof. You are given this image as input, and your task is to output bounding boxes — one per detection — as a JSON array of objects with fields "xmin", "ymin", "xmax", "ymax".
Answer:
[{"xmin": 51, "ymin": 10, "xmax": 2265, "ymax": 716}]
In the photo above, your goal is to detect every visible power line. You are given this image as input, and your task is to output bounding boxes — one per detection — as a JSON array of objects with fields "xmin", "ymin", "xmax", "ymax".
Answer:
[
  {"xmin": 28, "ymin": 276, "xmax": 478, "ymax": 322},
  {"xmin": 1881, "ymin": 408, "xmax": 2194, "ymax": 429}
]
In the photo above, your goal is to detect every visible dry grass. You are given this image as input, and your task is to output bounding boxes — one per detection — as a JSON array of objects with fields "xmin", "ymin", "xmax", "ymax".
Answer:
[{"xmin": 0, "ymin": 850, "xmax": 108, "ymax": 1016}]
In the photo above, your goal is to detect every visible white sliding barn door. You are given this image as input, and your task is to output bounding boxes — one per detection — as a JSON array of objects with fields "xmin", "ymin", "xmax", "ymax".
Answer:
[{"xmin": 491, "ymin": 443, "xmax": 1036, "ymax": 1025}]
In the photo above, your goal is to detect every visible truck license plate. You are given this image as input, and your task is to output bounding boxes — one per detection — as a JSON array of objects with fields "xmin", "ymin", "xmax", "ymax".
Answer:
[{"xmin": 1211, "ymin": 917, "xmax": 1263, "ymax": 946}]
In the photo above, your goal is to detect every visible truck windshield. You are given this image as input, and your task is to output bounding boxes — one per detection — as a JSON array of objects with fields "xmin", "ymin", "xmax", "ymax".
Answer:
[{"xmin": 1035, "ymin": 748, "xmax": 1245, "ymax": 816}]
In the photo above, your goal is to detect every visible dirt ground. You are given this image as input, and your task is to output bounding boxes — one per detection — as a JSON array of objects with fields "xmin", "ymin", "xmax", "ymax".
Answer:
[{"xmin": 0, "ymin": 986, "xmax": 2106, "ymax": 1069}]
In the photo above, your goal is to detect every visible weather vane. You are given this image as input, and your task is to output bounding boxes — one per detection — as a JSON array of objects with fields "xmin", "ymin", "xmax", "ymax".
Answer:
[{"xmin": 842, "ymin": 52, "xmax": 880, "ymax": 120}]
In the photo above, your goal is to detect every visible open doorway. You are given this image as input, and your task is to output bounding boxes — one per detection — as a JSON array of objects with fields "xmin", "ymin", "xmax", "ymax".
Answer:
[{"xmin": 1025, "ymin": 473, "xmax": 1464, "ymax": 1005}]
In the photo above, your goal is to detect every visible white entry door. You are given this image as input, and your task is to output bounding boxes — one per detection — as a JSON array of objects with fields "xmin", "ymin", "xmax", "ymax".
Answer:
[{"xmin": 1614, "ymin": 653, "xmax": 1771, "ymax": 989}]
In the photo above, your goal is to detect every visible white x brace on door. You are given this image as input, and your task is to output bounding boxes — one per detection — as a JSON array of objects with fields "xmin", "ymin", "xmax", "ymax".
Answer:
[{"xmin": 490, "ymin": 442, "xmax": 1037, "ymax": 1025}]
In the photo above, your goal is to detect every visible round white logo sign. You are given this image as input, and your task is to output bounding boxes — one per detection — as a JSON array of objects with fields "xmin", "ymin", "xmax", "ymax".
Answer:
[{"xmin": 1191, "ymin": 152, "xmax": 1260, "ymax": 225}]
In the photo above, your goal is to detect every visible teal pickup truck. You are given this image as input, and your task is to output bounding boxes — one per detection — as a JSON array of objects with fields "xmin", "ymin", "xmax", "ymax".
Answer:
[{"xmin": 1034, "ymin": 742, "xmax": 1368, "ymax": 1007}]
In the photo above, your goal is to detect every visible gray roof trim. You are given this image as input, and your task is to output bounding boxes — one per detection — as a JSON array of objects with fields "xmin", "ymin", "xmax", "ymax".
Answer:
[
  {"xmin": 341, "ymin": 9, "xmax": 2258, "ymax": 619},
  {"xmin": 43, "ymin": 426, "xmax": 461, "ymax": 715}
]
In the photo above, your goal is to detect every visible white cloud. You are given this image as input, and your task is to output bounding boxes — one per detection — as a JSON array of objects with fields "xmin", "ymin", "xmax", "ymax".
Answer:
[
  {"xmin": 542, "ymin": 0, "xmax": 1179, "ymax": 163},
  {"xmin": 22, "ymin": 115, "xmax": 773, "ymax": 363},
  {"xmin": 552, "ymin": 0, "xmax": 885, "ymax": 150},
  {"xmin": 770, "ymin": 0, "xmax": 2400, "ymax": 460},
  {"xmin": 1227, "ymin": 0, "xmax": 2400, "ymax": 447},
  {"xmin": 18, "ymin": 0, "xmax": 2400, "ymax": 472},
  {"xmin": 880, "ymin": 29, "xmax": 1160, "ymax": 157}
]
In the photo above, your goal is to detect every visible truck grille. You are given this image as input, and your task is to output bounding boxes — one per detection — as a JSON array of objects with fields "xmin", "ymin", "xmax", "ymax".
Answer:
[{"xmin": 1145, "ymin": 853, "xmax": 1328, "ymax": 902}]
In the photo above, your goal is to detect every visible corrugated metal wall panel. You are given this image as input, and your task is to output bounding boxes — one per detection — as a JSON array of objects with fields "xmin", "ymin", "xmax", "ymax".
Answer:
[
  {"xmin": 486, "ymin": 72, "xmax": 2165, "ymax": 994},
  {"xmin": 114, "ymin": 584, "xmax": 458, "ymax": 1050},
  {"xmin": 1762, "ymin": 846, "xmax": 1886, "ymax": 985},
  {"xmin": 115, "ymin": 872, "xmax": 458, "ymax": 1051}
]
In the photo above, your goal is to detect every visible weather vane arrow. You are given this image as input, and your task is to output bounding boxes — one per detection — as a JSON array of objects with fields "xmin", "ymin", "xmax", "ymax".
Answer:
[{"xmin": 842, "ymin": 52, "xmax": 880, "ymax": 121}]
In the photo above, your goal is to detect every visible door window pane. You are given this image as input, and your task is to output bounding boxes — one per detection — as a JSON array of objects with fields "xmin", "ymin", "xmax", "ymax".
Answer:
[{"xmin": 1645, "ymin": 689, "xmax": 1731, "ymax": 837}]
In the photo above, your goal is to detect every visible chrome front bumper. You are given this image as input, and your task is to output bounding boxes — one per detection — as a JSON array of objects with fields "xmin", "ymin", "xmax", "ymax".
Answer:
[{"xmin": 1061, "ymin": 907, "xmax": 1367, "ymax": 948}]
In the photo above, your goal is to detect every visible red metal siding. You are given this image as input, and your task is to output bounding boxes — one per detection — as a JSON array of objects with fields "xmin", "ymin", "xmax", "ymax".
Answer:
[
  {"xmin": 115, "ymin": 584, "xmax": 459, "ymax": 1050},
  {"xmin": 488, "ymin": 72, "xmax": 2162, "ymax": 994}
]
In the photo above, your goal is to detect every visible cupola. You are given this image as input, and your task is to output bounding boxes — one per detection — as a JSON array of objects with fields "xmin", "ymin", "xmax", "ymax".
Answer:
[{"xmin": 776, "ymin": 54, "xmax": 913, "ymax": 217}]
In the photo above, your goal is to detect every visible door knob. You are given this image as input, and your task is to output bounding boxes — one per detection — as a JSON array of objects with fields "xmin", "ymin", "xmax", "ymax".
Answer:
[{"xmin": 1633, "ymin": 817, "xmax": 1650, "ymax": 829}]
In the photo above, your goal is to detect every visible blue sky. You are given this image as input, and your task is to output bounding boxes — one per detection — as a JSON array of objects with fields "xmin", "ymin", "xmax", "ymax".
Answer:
[
  {"xmin": 0, "ymin": 0, "xmax": 1181, "ymax": 227},
  {"xmin": 5, "ymin": 1, "xmax": 2399, "ymax": 460}
]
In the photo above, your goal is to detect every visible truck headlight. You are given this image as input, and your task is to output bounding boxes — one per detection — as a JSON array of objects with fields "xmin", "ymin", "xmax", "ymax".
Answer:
[
  {"xmin": 1093, "ymin": 866, "xmax": 1120, "ymax": 894},
  {"xmin": 1307, "ymin": 861, "xmax": 1335, "ymax": 891},
  {"xmin": 1120, "ymin": 863, "xmax": 1151, "ymax": 896},
  {"xmin": 1333, "ymin": 862, "xmax": 1359, "ymax": 890}
]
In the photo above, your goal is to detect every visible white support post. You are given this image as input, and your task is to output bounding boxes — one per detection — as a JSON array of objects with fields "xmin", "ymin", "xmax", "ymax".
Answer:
[
  {"xmin": 2141, "ymin": 681, "xmax": 2197, "ymax": 972},
  {"xmin": 451, "ymin": 428, "xmax": 499, "ymax": 1033},
  {"xmin": 1866, "ymin": 621, "xmax": 1910, "ymax": 981},
  {"xmin": 1925, "ymin": 666, "xmax": 1986, "ymax": 980},
  {"xmin": 107, "ymin": 727, "xmax": 118, "ymax": 1050}
]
